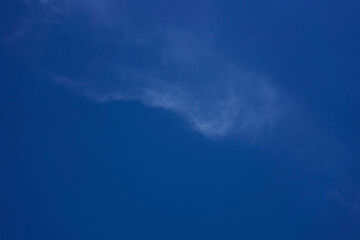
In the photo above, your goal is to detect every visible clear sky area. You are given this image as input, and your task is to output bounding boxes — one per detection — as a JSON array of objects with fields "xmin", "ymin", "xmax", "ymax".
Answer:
[{"xmin": 1, "ymin": 0, "xmax": 360, "ymax": 239}]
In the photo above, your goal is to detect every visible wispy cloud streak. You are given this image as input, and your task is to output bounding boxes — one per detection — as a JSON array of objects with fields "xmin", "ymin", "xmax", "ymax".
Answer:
[
  {"xmin": 55, "ymin": 37, "xmax": 280, "ymax": 138},
  {"xmin": 24, "ymin": 0, "xmax": 281, "ymax": 138}
]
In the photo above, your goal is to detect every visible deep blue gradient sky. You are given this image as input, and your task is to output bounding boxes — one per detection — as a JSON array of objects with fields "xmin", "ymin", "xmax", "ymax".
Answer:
[{"xmin": 1, "ymin": 1, "xmax": 360, "ymax": 239}]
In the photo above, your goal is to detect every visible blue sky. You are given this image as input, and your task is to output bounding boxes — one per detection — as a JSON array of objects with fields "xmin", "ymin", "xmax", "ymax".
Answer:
[{"xmin": 1, "ymin": 0, "xmax": 360, "ymax": 239}]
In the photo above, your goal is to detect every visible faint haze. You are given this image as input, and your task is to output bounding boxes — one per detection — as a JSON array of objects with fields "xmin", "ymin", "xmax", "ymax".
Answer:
[{"xmin": 2, "ymin": 0, "xmax": 359, "ymax": 227}]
